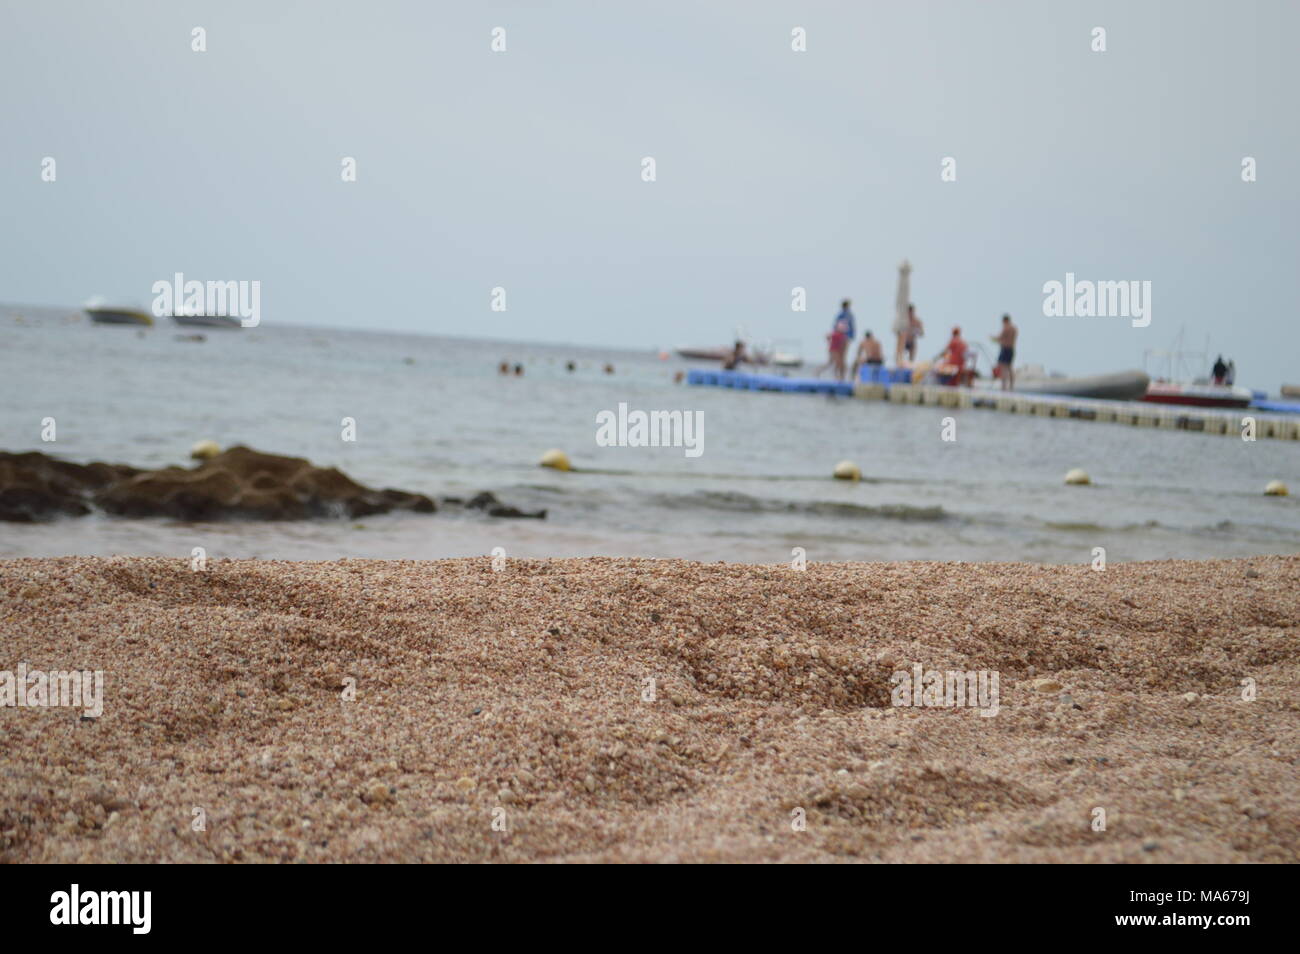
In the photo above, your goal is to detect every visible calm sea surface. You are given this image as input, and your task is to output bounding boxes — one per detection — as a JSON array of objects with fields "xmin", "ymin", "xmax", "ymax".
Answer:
[{"xmin": 2, "ymin": 306, "xmax": 1298, "ymax": 564}]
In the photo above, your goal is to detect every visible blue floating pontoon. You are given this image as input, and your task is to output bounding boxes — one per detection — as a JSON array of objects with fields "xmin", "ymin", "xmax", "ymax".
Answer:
[
  {"xmin": 857, "ymin": 365, "xmax": 913, "ymax": 385},
  {"xmin": 686, "ymin": 368, "xmax": 855, "ymax": 396},
  {"xmin": 1250, "ymin": 398, "xmax": 1300, "ymax": 415}
]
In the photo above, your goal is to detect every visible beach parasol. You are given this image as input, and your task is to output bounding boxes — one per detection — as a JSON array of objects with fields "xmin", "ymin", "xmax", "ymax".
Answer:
[
  {"xmin": 892, "ymin": 260, "xmax": 911, "ymax": 337},
  {"xmin": 891, "ymin": 260, "xmax": 912, "ymax": 365}
]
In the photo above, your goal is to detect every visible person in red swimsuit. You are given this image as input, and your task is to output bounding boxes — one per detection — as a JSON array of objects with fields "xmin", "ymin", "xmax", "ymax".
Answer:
[
  {"xmin": 818, "ymin": 317, "xmax": 850, "ymax": 380},
  {"xmin": 942, "ymin": 326, "xmax": 968, "ymax": 386}
]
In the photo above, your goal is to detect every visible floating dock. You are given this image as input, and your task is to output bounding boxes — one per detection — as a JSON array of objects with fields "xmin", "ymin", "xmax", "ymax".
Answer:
[
  {"xmin": 1250, "ymin": 398, "xmax": 1300, "ymax": 416},
  {"xmin": 686, "ymin": 367, "xmax": 1300, "ymax": 441},
  {"xmin": 686, "ymin": 367, "xmax": 855, "ymax": 396}
]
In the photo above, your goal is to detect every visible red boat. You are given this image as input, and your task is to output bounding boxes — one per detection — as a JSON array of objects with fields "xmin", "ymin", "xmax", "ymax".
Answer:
[{"xmin": 1142, "ymin": 381, "xmax": 1252, "ymax": 409}]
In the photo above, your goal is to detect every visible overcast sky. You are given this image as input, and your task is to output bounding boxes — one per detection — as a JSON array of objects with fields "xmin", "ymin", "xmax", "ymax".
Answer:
[{"xmin": 4, "ymin": 1, "xmax": 1297, "ymax": 387}]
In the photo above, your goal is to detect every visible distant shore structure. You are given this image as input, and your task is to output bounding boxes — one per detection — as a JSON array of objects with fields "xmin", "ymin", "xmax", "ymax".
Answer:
[{"xmin": 171, "ymin": 313, "xmax": 240, "ymax": 329}]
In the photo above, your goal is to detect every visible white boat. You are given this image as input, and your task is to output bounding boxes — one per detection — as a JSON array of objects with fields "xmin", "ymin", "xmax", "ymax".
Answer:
[
  {"xmin": 1140, "ymin": 333, "xmax": 1249, "ymax": 407},
  {"xmin": 676, "ymin": 341, "xmax": 803, "ymax": 368},
  {"xmin": 675, "ymin": 346, "xmax": 732, "ymax": 362}
]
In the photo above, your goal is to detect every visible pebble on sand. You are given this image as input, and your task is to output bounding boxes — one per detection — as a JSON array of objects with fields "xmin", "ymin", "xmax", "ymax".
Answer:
[{"xmin": 362, "ymin": 780, "xmax": 392, "ymax": 804}]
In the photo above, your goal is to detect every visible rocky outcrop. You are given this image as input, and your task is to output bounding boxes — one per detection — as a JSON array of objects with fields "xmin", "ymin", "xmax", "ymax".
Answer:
[
  {"xmin": 437, "ymin": 491, "xmax": 547, "ymax": 519},
  {"xmin": 0, "ymin": 452, "xmax": 140, "ymax": 522},
  {"xmin": 96, "ymin": 446, "xmax": 437, "ymax": 520},
  {"xmin": 0, "ymin": 447, "xmax": 435, "ymax": 522},
  {"xmin": 463, "ymin": 491, "xmax": 546, "ymax": 519}
]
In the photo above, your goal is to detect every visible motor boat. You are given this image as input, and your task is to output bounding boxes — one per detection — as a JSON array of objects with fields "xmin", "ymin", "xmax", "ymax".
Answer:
[
  {"xmin": 675, "ymin": 344, "xmax": 801, "ymax": 368},
  {"xmin": 675, "ymin": 347, "xmax": 732, "ymax": 362},
  {"xmin": 86, "ymin": 307, "xmax": 153, "ymax": 326},
  {"xmin": 1143, "ymin": 381, "xmax": 1253, "ymax": 408}
]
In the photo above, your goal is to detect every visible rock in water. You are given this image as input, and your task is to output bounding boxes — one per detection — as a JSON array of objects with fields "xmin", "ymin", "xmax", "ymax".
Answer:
[
  {"xmin": 1, "ymin": 447, "xmax": 435, "ymax": 521},
  {"xmin": 464, "ymin": 490, "xmax": 546, "ymax": 519},
  {"xmin": 0, "ymin": 452, "xmax": 140, "ymax": 522},
  {"xmin": 96, "ymin": 446, "xmax": 436, "ymax": 520}
]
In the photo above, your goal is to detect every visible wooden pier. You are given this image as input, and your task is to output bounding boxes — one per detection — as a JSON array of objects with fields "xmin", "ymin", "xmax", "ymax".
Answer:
[
  {"xmin": 683, "ymin": 368, "xmax": 1300, "ymax": 441},
  {"xmin": 854, "ymin": 382, "xmax": 1300, "ymax": 441}
]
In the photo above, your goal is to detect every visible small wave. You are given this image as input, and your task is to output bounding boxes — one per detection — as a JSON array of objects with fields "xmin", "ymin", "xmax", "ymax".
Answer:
[
  {"xmin": 651, "ymin": 489, "xmax": 948, "ymax": 522},
  {"xmin": 566, "ymin": 467, "xmax": 886, "ymax": 484},
  {"xmin": 1045, "ymin": 519, "xmax": 1161, "ymax": 533}
]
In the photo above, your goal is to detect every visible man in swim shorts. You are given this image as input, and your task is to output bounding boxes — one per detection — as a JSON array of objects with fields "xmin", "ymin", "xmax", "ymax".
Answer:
[
  {"xmin": 992, "ymin": 314, "xmax": 1017, "ymax": 390},
  {"xmin": 853, "ymin": 330, "xmax": 884, "ymax": 379}
]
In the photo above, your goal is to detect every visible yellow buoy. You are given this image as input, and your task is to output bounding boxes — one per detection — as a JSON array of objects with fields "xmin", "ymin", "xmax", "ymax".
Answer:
[
  {"xmin": 190, "ymin": 440, "xmax": 221, "ymax": 461},
  {"xmin": 1264, "ymin": 480, "xmax": 1288, "ymax": 496},
  {"xmin": 539, "ymin": 449, "xmax": 571, "ymax": 472},
  {"xmin": 832, "ymin": 460, "xmax": 861, "ymax": 482},
  {"xmin": 1064, "ymin": 468, "xmax": 1090, "ymax": 485}
]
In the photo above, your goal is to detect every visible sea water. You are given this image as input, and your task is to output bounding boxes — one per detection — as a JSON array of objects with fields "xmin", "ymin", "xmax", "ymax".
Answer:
[{"xmin": 2, "ymin": 307, "xmax": 1297, "ymax": 564}]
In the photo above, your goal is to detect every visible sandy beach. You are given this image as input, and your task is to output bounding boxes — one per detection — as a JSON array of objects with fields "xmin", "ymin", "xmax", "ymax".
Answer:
[{"xmin": 1, "ymin": 554, "xmax": 1296, "ymax": 863}]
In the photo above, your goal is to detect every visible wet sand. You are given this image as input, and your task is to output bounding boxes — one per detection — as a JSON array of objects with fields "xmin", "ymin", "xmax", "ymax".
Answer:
[{"xmin": 1, "ymin": 555, "xmax": 1296, "ymax": 863}]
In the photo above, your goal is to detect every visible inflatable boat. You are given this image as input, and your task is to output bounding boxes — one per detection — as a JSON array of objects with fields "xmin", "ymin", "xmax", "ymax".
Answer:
[{"xmin": 1011, "ymin": 369, "xmax": 1150, "ymax": 401}]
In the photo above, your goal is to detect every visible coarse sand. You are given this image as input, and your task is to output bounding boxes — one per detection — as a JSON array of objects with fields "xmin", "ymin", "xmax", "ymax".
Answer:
[{"xmin": 1, "ymin": 555, "xmax": 1296, "ymax": 863}]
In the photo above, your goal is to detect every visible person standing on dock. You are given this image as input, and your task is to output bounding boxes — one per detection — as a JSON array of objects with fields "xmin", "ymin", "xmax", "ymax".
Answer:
[
  {"xmin": 1212, "ymin": 355, "xmax": 1228, "ymax": 384},
  {"xmin": 904, "ymin": 304, "xmax": 924, "ymax": 363},
  {"xmin": 818, "ymin": 300, "xmax": 855, "ymax": 380},
  {"xmin": 992, "ymin": 314, "xmax": 1018, "ymax": 390},
  {"xmin": 819, "ymin": 317, "xmax": 850, "ymax": 379},
  {"xmin": 834, "ymin": 299, "xmax": 855, "ymax": 346}
]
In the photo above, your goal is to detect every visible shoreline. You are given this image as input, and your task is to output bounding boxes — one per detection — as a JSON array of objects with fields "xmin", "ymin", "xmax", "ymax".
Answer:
[{"xmin": 2, "ymin": 555, "xmax": 1296, "ymax": 862}]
